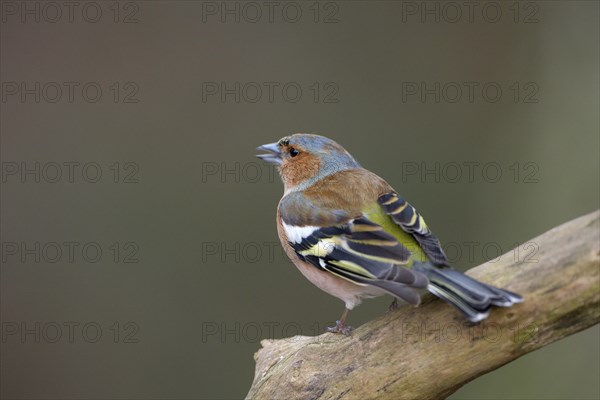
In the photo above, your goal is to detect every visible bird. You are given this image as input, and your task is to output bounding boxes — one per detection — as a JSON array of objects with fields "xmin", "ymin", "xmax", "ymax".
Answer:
[{"xmin": 256, "ymin": 133, "xmax": 522, "ymax": 335}]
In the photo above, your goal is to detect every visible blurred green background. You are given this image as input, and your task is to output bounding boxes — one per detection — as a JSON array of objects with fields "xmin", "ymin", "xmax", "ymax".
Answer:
[{"xmin": 1, "ymin": 1, "xmax": 598, "ymax": 399}]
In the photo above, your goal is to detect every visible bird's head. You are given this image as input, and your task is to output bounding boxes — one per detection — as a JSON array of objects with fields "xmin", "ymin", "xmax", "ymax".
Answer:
[{"xmin": 256, "ymin": 133, "xmax": 361, "ymax": 192}]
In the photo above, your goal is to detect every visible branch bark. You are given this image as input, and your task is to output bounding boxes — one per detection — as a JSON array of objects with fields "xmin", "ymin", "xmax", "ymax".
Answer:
[{"xmin": 246, "ymin": 210, "xmax": 600, "ymax": 400}]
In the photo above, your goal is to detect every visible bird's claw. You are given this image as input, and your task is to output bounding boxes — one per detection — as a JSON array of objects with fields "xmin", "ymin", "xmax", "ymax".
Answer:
[
  {"xmin": 326, "ymin": 320, "xmax": 353, "ymax": 335},
  {"xmin": 388, "ymin": 298, "xmax": 399, "ymax": 312}
]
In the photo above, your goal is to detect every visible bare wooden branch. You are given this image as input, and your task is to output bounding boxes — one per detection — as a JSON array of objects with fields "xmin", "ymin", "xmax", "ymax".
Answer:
[{"xmin": 246, "ymin": 210, "xmax": 600, "ymax": 400}]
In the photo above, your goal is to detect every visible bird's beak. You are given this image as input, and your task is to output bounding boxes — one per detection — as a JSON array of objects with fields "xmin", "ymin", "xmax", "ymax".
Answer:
[{"xmin": 256, "ymin": 142, "xmax": 282, "ymax": 165}]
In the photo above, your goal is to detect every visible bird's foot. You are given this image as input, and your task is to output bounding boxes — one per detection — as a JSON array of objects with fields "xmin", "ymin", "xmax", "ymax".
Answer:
[
  {"xmin": 326, "ymin": 320, "xmax": 353, "ymax": 336},
  {"xmin": 388, "ymin": 298, "xmax": 399, "ymax": 312}
]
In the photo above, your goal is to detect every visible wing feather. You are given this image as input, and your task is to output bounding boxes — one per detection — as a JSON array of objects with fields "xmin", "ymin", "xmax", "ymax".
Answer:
[
  {"xmin": 378, "ymin": 192, "xmax": 449, "ymax": 266},
  {"xmin": 288, "ymin": 216, "xmax": 429, "ymax": 305}
]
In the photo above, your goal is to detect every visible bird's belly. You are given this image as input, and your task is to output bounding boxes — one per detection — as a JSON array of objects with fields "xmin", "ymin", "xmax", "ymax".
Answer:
[
  {"xmin": 276, "ymin": 213, "xmax": 386, "ymax": 309},
  {"xmin": 291, "ymin": 255, "xmax": 386, "ymax": 309}
]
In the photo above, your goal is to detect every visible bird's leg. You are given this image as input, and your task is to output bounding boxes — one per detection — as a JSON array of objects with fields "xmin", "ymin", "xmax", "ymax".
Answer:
[
  {"xmin": 388, "ymin": 297, "xmax": 399, "ymax": 311},
  {"xmin": 326, "ymin": 307, "xmax": 353, "ymax": 335}
]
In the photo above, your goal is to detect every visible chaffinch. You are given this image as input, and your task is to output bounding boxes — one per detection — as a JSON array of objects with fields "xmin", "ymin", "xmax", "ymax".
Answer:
[{"xmin": 257, "ymin": 134, "xmax": 522, "ymax": 335}]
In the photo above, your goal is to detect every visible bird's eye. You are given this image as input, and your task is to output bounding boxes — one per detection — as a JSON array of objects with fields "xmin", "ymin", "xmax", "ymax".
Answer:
[{"xmin": 289, "ymin": 148, "xmax": 299, "ymax": 157}]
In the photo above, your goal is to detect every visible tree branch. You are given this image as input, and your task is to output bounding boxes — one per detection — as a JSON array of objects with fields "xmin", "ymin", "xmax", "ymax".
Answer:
[{"xmin": 246, "ymin": 210, "xmax": 600, "ymax": 400}]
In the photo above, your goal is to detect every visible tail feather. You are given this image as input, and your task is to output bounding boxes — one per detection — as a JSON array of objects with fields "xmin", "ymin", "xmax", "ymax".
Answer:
[
  {"xmin": 413, "ymin": 262, "xmax": 523, "ymax": 322},
  {"xmin": 370, "ymin": 280, "xmax": 422, "ymax": 306}
]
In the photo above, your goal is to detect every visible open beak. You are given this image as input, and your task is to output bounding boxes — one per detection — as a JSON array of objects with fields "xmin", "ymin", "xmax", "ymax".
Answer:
[{"xmin": 256, "ymin": 142, "xmax": 282, "ymax": 165}]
